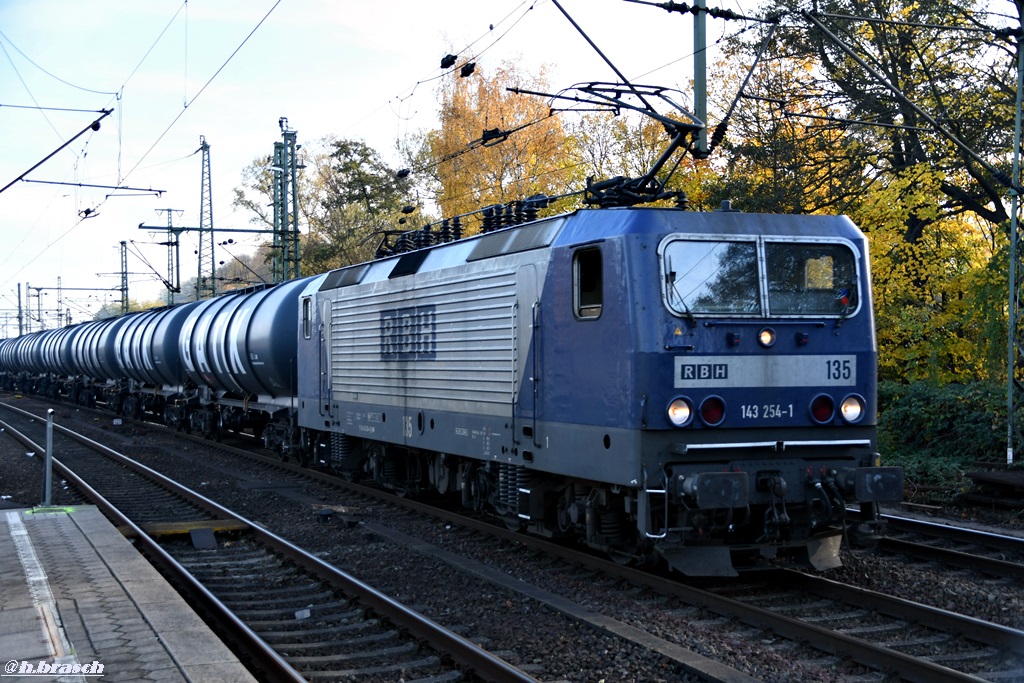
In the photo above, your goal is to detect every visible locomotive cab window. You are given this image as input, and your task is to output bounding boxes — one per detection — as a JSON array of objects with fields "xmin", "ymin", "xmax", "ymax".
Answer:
[
  {"xmin": 765, "ymin": 242, "xmax": 858, "ymax": 316},
  {"xmin": 302, "ymin": 297, "xmax": 312, "ymax": 339},
  {"xmin": 574, "ymin": 247, "xmax": 603, "ymax": 319},
  {"xmin": 661, "ymin": 239, "xmax": 761, "ymax": 316},
  {"xmin": 660, "ymin": 236, "xmax": 859, "ymax": 319}
]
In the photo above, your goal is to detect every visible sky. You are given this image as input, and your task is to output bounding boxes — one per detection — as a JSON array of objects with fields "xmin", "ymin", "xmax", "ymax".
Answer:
[{"xmin": 0, "ymin": 0, "xmax": 761, "ymax": 334}]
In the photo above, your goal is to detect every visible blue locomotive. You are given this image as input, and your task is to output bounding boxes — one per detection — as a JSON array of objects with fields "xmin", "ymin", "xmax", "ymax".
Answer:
[{"xmin": 294, "ymin": 201, "xmax": 902, "ymax": 575}]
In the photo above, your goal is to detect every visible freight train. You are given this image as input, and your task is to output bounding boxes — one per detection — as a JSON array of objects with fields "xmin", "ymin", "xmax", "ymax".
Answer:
[
  {"xmin": 0, "ymin": 196, "xmax": 902, "ymax": 576},
  {"xmin": 0, "ymin": 84, "xmax": 902, "ymax": 575}
]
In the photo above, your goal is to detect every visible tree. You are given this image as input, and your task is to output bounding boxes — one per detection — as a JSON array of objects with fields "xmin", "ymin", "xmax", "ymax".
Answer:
[
  {"xmin": 417, "ymin": 60, "xmax": 573, "ymax": 225},
  {"xmin": 737, "ymin": 0, "xmax": 1019, "ymax": 233},
  {"xmin": 701, "ymin": 54, "xmax": 870, "ymax": 214},
  {"xmin": 564, "ymin": 110, "xmax": 718, "ymax": 209},
  {"xmin": 302, "ymin": 137, "xmax": 418, "ymax": 272},
  {"xmin": 709, "ymin": 0, "xmax": 1016, "ymax": 384},
  {"xmin": 855, "ymin": 164, "xmax": 999, "ymax": 382},
  {"xmin": 234, "ymin": 137, "xmax": 419, "ymax": 277},
  {"xmin": 232, "ymin": 149, "xmax": 315, "ymax": 276}
]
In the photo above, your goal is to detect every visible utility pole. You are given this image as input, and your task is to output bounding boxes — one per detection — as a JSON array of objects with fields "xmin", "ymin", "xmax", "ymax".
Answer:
[
  {"xmin": 120, "ymin": 241, "xmax": 129, "ymax": 315},
  {"xmin": 273, "ymin": 118, "xmax": 301, "ymax": 282},
  {"xmin": 1007, "ymin": 38, "xmax": 1024, "ymax": 465},
  {"xmin": 139, "ymin": 209, "xmax": 191, "ymax": 305},
  {"xmin": 197, "ymin": 136, "xmax": 216, "ymax": 299},
  {"xmin": 693, "ymin": 0, "xmax": 708, "ymax": 156},
  {"xmin": 17, "ymin": 284, "xmax": 23, "ymax": 336},
  {"xmin": 27, "ymin": 284, "xmax": 44, "ymax": 331}
]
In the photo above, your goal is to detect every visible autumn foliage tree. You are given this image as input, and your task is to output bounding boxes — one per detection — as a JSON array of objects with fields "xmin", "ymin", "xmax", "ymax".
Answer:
[
  {"xmin": 416, "ymin": 60, "xmax": 573, "ymax": 224},
  {"xmin": 853, "ymin": 164, "xmax": 1002, "ymax": 383},
  {"xmin": 712, "ymin": 0, "xmax": 1018, "ymax": 387}
]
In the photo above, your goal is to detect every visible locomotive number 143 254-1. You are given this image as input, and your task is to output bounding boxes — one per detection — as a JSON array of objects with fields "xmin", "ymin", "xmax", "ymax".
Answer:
[{"xmin": 740, "ymin": 403, "xmax": 794, "ymax": 420}]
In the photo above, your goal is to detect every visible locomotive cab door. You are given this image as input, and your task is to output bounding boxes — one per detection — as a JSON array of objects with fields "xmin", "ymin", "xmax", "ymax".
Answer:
[
  {"xmin": 516, "ymin": 264, "xmax": 541, "ymax": 449},
  {"xmin": 318, "ymin": 297, "xmax": 333, "ymax": 418}
]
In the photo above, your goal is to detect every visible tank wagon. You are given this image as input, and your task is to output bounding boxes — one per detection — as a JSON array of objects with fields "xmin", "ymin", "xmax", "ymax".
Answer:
[{"xmin": 0, "ymin": 281, "xmax": 312, "ymax": 452}]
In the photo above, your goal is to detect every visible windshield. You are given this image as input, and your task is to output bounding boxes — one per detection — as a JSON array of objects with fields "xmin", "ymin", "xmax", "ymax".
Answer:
[
  {"xmin": 765, "ymin": 243, "xmax": 857, "ymax": 315},
  {"xmin": 661, "ymin": 237, "xmax": 858, "ymax": 318},
  {"xmin": 663, "ymin": 240, "xmax": 760, "ymax": 315}
]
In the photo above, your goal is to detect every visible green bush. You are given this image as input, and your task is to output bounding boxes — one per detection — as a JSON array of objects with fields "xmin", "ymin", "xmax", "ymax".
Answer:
[{"xmin": 877, "ymin": 380, "xmax": 1004, "ymax": 494}]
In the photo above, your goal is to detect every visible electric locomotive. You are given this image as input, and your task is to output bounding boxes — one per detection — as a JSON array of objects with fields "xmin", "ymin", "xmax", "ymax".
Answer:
[{"xmin": 295, "ymin": 196, "xmax": 901, "ymax": 576}]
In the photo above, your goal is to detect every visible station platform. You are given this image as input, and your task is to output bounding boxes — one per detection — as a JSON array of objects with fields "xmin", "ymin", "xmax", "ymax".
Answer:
[{"xmin": 0, "ymin": 505, "xmax": 257, "ymax": 683}]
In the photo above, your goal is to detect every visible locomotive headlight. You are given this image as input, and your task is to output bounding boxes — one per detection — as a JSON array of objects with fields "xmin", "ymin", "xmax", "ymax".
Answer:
[
  {"xmin": 757, "ymin": 327, "xmax": 776, "ymax": 348},
  {"xmin": 667, "ymin": 398, "xmax": 693, "ymax": 427},
  {"xmin": 840, "ymin": 394, "xmax": 865, "ymax": 423}
]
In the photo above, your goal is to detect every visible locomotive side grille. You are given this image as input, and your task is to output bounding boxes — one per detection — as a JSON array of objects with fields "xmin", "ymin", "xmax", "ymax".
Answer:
[{"xmin": 329, "ymin": 268, "xmax": 517, "ymax": 415}]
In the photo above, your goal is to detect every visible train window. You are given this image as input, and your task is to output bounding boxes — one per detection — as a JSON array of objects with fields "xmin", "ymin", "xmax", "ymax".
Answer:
[
  {"xmin": 662, "ymin": 239, "xmax": 760, "ymax": 315},
  {"xmin": 574, "ymin": 248, "xmax": 603, "ymax": 319},
  {"xmin": 302, "ymin": 297, "xmax": 312, "ymax": 339},
  {"xmin": 765, "ymin": 243, "xmax": 858, "ymax": 315}
]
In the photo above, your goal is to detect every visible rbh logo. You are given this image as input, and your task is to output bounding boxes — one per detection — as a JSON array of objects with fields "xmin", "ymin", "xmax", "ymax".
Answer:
[
  {"xmin": 679, "ymin": 363, "xmax": 728, "ymax": 381},
  {"xmin": 380, "ymin": 305, "xmax": 437, "ymax": 361}
]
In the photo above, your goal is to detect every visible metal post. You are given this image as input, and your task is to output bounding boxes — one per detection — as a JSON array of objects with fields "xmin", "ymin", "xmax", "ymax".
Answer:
[
  {"xmin": 1007, "ymin": 35, "xmax": 1024, "ymax": 466},
  {"xmin": 43, "ymin": 409, "xmax": 53, "ymax": 506},
  {"xmin": 693, "ymin": 0, "xmax": 708, "ymax": 156},
  {"xmin": 197, "ymin": 136, "xmax": 216, "ymax": 299},
  {"xmin": 271, "ymin": 141, "xmax": 284, "ymax": 283},
  {"xmin": 120, "ymin": 241, "xmax": 129, "ymax": 315}
]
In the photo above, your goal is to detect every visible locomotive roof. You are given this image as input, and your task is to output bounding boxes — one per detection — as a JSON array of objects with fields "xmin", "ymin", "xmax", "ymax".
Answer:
[{"xmin": 318, "ymin": 206, "xmax": 865, "ymax": 292}]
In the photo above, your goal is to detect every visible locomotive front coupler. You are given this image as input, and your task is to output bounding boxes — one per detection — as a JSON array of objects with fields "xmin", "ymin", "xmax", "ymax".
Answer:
[
  {"xmin": 761, "ymin": 473, "xmax": 791, "ymax": 543},
  {"xmin": 834, "ymin": 464, "xmax": 904, "ymax": 504},
  {"xmin": 669, "ymin": 467, "xmax": 749, "ymax": 509},
  {"xmin": 805, "ymin": 469, "xmax": 845, "ymax": 532}
]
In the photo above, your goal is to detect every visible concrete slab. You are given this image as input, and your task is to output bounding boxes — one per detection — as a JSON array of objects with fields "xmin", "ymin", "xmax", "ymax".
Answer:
[{"xmin": 0, "ymin": 506, "xmax": 258, "ymax": 683}]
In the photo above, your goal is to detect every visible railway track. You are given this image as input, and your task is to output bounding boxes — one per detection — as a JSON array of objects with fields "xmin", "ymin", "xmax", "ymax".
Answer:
[
  {"xmin": 356, "ymin": 495, "xmax": 1024, "ymax": 682},
  {"xmin": 6, "ymin": 396, "xmax": 1024, "ymax": 681},
  {"xmin": 875, "ymin": 513, "xmax": 1024, "ymax": 581},
  {"xmin": 0, "ymin": 400, "xmax": 535, "ymax": 683},
  {"xmin": 965, "ymin": 463, "xmax": 1024, "ymax": 509}
]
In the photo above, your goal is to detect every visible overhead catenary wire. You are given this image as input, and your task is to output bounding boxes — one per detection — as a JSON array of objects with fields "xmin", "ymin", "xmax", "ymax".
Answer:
[
  {"xmin": 0, "ymin": 28, "xmax": 121, "ymax": 96},
  {"xmin": 12, "ymin": 0, "xmax": 1011, "ymax": 305},
  {"xmin": 0, "ymin": 1, "xmax": 282, "ymax": 296}
]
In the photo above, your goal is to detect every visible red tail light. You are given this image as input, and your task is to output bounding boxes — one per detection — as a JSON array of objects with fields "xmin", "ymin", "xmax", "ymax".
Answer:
[
  {"xmin": 699, "ymin": 396, "xmax": 726, "ymax": 426},
  {"xmin": 810, "ymin": 394, "xmax": 835, "ymax": 423}
]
